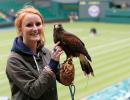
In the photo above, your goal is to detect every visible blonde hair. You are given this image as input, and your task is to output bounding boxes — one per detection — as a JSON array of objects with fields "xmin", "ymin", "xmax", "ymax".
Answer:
[{"xmin": 15, "ymin": 5, "xmax": 45, "ymax": 48}]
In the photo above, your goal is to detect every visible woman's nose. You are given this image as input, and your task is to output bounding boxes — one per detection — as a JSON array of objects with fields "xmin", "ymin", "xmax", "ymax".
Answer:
[{"xmin": 33, "ymin": 24, "xmax": 38, "ymax": 31}]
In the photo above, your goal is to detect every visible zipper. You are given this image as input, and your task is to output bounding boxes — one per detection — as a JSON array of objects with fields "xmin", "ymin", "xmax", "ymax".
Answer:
[{"xmin": 33, "ymin": 55, "xmax": 40, "ymax": 72}]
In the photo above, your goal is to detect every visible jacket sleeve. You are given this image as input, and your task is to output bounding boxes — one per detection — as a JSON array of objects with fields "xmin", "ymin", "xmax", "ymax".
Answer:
[
  {"xmin": 42, "ymin": 47, "xmax": 62, "ymax": 85},
  {"xmin": 6, "ymin": 55, "xmax": 55, "ymax": 99}
]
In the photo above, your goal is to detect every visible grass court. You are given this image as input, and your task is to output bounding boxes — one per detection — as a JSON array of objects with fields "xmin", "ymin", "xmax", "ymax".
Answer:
[{"xmin": 0, "ymin": 22, "xmax": 130, "ymax": 100}]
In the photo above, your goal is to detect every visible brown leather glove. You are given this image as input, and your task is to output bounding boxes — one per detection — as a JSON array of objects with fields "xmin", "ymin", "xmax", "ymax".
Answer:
[{"xmin": 59, "ymin": 58, "xmax": 75, "ymax": 86}]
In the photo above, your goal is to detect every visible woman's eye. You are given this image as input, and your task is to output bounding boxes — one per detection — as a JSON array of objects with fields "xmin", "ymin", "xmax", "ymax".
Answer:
[
  {"xmin": 36, "ymin": 22, "xmax": 41, "ymax": 26},
  {"xmin": 25, "ymin": 22, "xmax": 41, "ymax": 28},
  {"xmin": 26, "ymin": 23, "xmax": 33, "ymax": 27}
]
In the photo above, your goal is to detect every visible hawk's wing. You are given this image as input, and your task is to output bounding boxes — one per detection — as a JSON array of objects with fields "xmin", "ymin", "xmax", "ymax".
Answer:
[
  {"xmin": 62, "ymin": 32, "xmax": 91, "ymax": 61},
  {"xmin": 63, "ymin": 32, "xmax": 85, "ymax": 51}
]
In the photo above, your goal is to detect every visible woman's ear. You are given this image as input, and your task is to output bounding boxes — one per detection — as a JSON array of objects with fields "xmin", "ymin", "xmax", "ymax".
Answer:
[{"xmin": 19, "ymin": 28, "xmax": 23, "ymax": 36}]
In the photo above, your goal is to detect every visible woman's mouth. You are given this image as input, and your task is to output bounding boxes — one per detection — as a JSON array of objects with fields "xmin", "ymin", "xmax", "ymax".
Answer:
[
  {"xmin": 30, "ymin": 32, "xmax": 39, "ymax": 36},
  {"xmin": 29, "ymin": 32, "xmax": 41, "ymax": 41}
]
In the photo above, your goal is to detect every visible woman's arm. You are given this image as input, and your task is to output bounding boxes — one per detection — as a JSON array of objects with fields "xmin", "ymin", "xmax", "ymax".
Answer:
[{"xmin": 6, "ymin": 56, "xmax": 55, "ymax": 99}]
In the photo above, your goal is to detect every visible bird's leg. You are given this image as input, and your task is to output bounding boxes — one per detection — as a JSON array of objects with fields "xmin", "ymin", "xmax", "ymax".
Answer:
[
  {"xmin": 63, "ymin": 56, "xmax": 73, "ymax": 64},
  {"xmin": 67, "ymin": 56, "xmax": 73, "ymax": 64}
]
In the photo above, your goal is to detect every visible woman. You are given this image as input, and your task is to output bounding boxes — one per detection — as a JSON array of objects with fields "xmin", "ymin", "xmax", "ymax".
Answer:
[{"xmin": 6, "ymin": 6, "xmax": 63, "ymax": 100}]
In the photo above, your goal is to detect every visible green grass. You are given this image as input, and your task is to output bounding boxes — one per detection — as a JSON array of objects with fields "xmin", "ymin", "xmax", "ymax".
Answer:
[{"xmin": 0, "ymin": 22, "xmax": 130, "ymax": 100}]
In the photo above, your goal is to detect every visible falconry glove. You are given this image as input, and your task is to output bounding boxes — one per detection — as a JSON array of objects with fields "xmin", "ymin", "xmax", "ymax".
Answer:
[{"xmin": 59, "ymin": 58, "xmax": 75, "ymax": 86}]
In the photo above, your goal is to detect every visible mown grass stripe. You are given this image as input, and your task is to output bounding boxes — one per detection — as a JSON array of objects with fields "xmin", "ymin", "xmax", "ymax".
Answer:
[
  {"xmin": 93, "ymin": 46, "xmax": 130, "ymax": 64},
  {"xmin": 92, "ymin": 43, "xmax": 130, "ymax": 58},
  {"xmin": 89, "ymin": 38, "xmax": 130, "ymax": 52},
  {"xmin": 94, "ymin": 50, "xmax": 130, "ymax": 71},
  {"xmin": 74, "ymin": 45, "xmax": 130, "ymax": 78},
  {"xmin": 85, "ymin": 70, "xmax": 129, "ymax": 90},
  {"xmin": 76, "ymin": 65, "xmax": 130, "ymax": 92},
  {"xmin": 75, "ymin": 59, "xmax": 130, "ymax": 84},
  {"xmin": 78, "ymin": 72, "xmax": 130, "ymax": 100}
]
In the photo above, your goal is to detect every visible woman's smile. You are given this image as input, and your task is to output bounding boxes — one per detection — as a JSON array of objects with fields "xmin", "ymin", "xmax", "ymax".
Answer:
[{"xmin": 30, "ymin": 32, "xmax": 39, "ymax": 36}]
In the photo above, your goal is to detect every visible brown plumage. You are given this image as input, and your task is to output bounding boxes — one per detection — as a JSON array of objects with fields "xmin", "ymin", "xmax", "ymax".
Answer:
[{"xmin": 53, "ymin": 24, "xmax": 94, "ymax": 76}]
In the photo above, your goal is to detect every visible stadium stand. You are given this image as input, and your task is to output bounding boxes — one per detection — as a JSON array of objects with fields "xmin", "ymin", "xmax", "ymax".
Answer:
[
  {"xmin": 86, "ymin": 78, "xmax": 130, "ymax": 100},
  {"xmin": 0, "ymin": 0, "xmax": 130, "ymax": 27},
  {"xmin": 0, "ymin": 11, "xmax": 12, "ymax": 27},
  {"xmin": 100, "ymin": 8, "xmax": 130, "ymax": 23},
  {"xmin": 0, "ymin": 0, "xmax": 75, "ymax": 27}
]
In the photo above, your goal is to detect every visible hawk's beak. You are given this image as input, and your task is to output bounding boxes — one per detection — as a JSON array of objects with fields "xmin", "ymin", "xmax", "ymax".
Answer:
[{"xmin": 54, "ymin": 24, "xmax": 59, "ymax": 29}]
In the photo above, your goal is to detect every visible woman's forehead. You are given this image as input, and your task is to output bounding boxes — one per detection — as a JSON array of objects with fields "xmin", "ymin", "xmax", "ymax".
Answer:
[{"xmin": 22, "ymin": 13, "xmax": 42, "ymax": 23}]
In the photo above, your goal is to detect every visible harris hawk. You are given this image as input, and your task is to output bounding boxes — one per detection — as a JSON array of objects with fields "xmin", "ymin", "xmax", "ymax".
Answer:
[{"xmin": 53, "ymin": 24, "xmax": 94, "ymax": 76}]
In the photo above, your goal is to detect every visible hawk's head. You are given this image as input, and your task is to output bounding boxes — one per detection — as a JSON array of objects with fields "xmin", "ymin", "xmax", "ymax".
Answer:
[{"xmin": 54, "ymin": 24, "xmax": 62, "ymax": 29}]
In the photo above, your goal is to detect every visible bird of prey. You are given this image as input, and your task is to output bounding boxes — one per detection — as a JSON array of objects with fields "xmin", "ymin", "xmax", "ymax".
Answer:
[{"xmin": 53, "ymin": 24, "xmax": 94, "ymax": 76}]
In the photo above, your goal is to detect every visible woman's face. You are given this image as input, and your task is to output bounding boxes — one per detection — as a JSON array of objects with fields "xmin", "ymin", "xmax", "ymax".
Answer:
[{"xmin": 20, "ymin": 13, "xmax": 43, "ymax": 44}]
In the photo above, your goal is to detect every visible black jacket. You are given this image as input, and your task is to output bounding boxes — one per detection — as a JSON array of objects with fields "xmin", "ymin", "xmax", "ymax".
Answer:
[{"xmin": 6, "ymin": 37, "xmax": 58, "ymax": 100}]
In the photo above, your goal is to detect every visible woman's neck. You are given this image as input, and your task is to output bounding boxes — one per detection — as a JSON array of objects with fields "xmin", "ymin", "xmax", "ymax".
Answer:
[{"xmin": 23, "ymin": 40, "xmax": 37, "ymax": 54}]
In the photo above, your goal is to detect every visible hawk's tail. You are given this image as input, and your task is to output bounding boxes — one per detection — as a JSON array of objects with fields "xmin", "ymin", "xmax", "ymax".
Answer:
[{"xmin": 79, "ymin": 54, "xmax": 94, "ymax": 76}]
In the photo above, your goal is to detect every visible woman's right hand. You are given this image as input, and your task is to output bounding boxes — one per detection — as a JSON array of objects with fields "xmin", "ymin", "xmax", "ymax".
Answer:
[{"xmin": 51, "ymin": 41, "xmax": 63, "ymax": 61}]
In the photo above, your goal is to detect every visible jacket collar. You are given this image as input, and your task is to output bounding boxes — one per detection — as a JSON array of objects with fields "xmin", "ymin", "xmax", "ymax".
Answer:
[
  {"xmin": 11, "ymin": 37, "xmax": 34, "ymax": 56},
  {"xmin": 11, "ymin": 37, "xmax": 47, "ymax": 56}
]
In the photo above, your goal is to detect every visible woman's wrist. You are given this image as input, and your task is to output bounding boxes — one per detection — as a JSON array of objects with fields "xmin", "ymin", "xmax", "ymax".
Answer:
[{"xmin": 48, "ymin": 59, "xmax": 59, "ymax": 73}]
